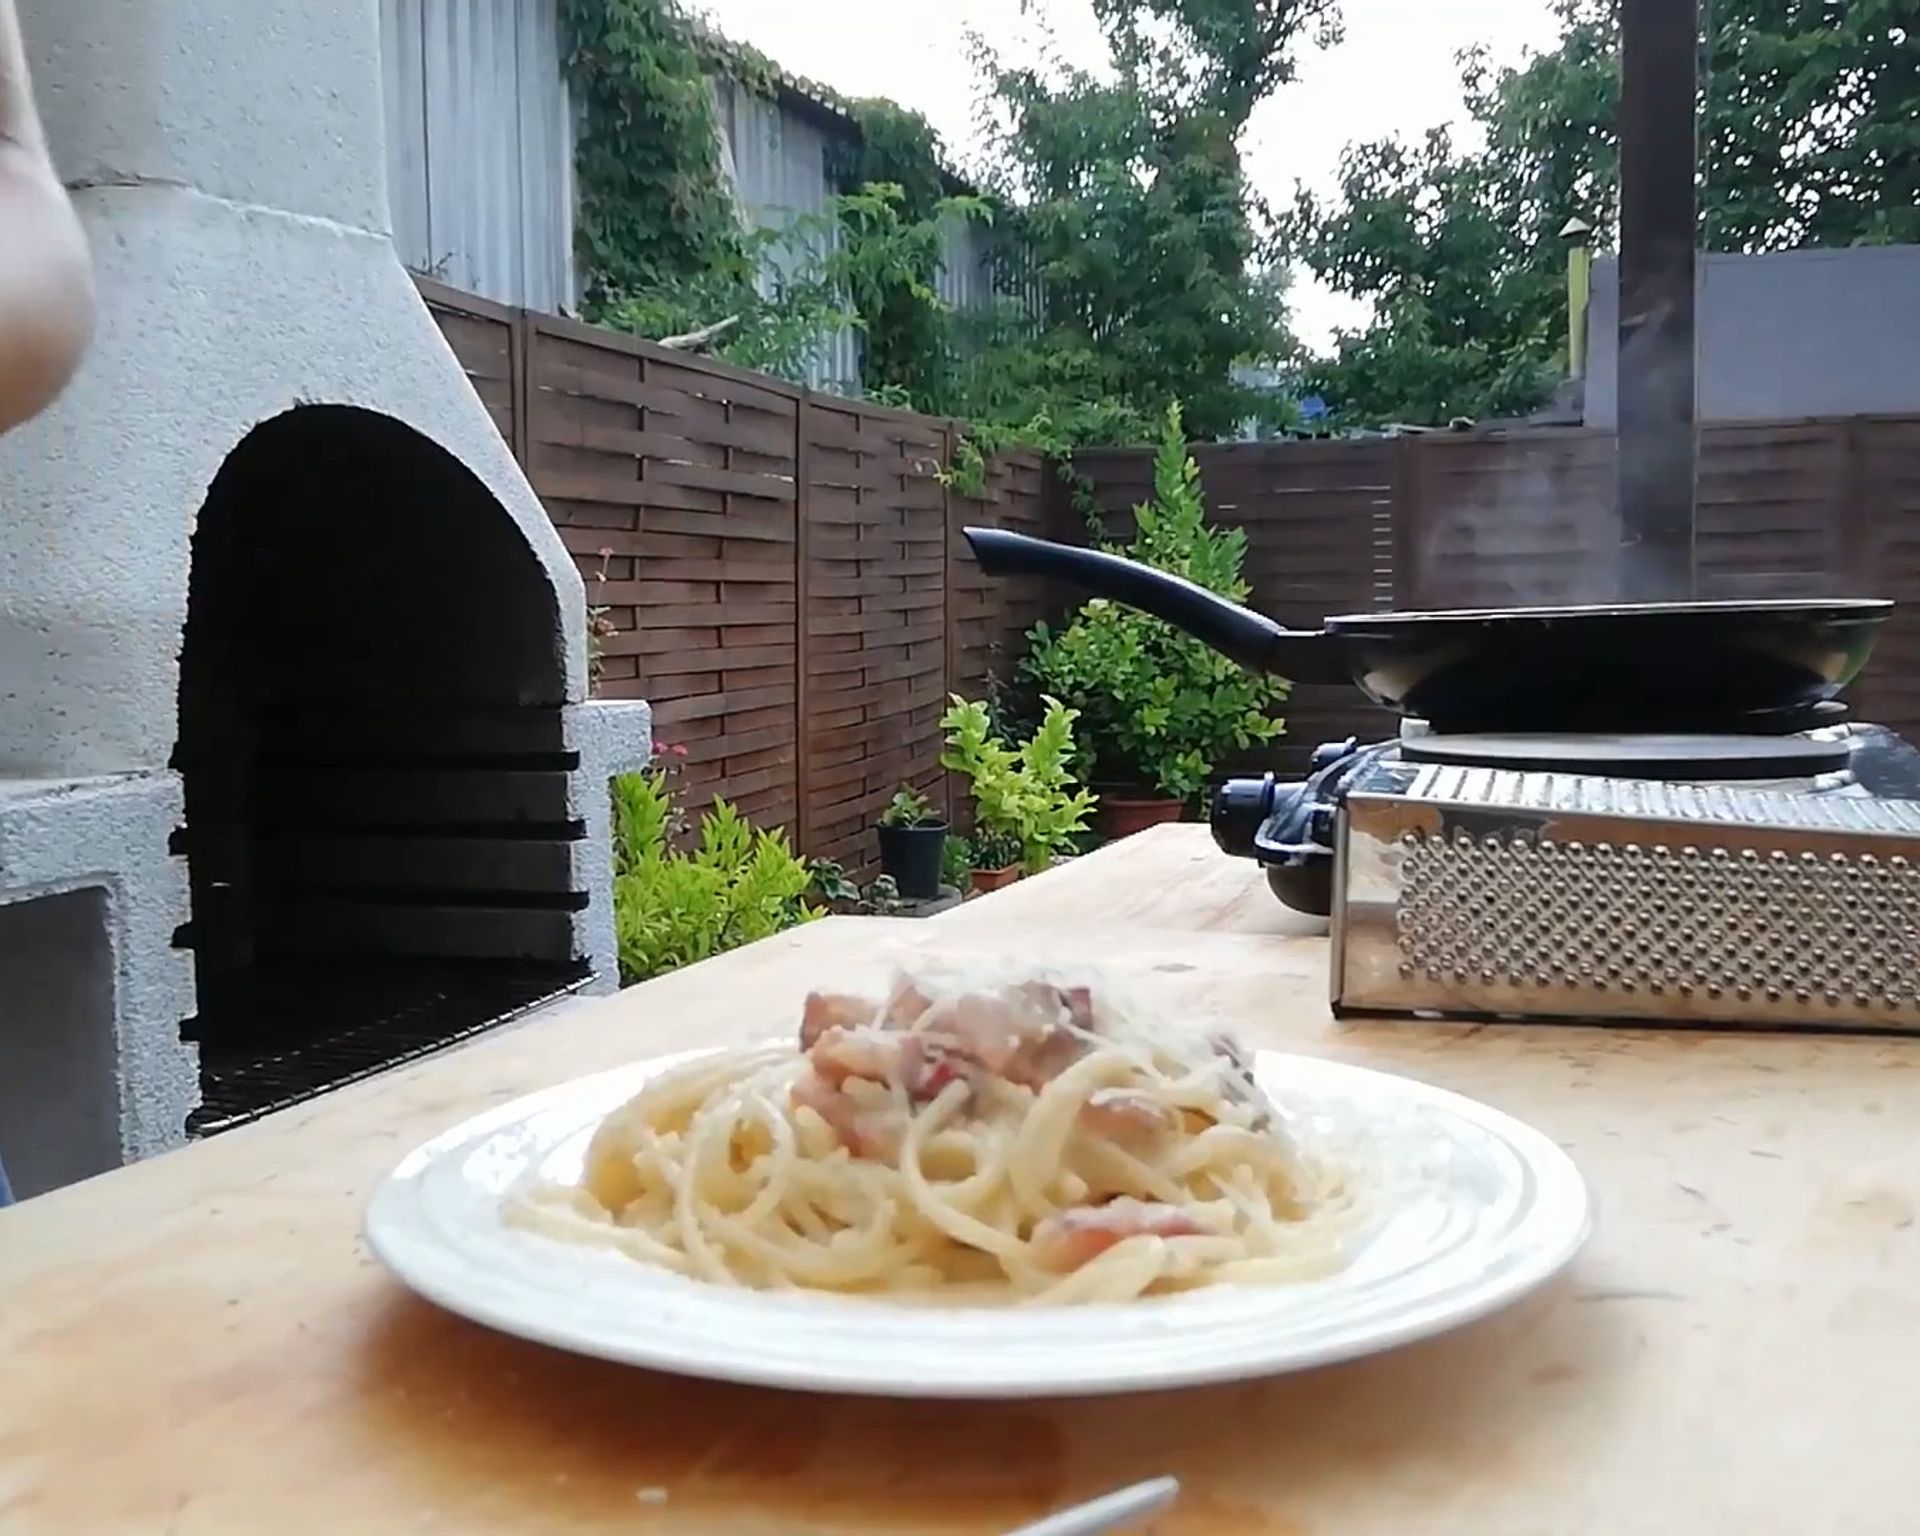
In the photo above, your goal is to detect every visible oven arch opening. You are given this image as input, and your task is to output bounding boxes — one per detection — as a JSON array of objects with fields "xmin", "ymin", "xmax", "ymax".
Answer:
[{"xmin": 173, "ymin": 405, "xmax": 590, "ymax": 1134}]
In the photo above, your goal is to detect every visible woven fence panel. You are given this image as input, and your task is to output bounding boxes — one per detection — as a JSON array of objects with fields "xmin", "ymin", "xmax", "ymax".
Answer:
[
  {"xmin": 1397, "ymin": 429, "xmax": 1619, "ymax": 609},
  {"xmin": 1694, "ymin": 421, "xmax": 1854, "ymax": 600},
  {"xmin": 525, "ymin": 316, "xmax": 802, "ymax": 831},
  {"xmin": 1854, "ymin": 419, "xmax": 1920, "ymax": 740},
  {"xmin": 948, "ymin": 450, "xmax": 1055, "ymax": 708},
  {"xmin": 801, "ymin": 401, "xmax": 951, "ymax": 872},
  {"xmin": 1200, "ymin": 440, "xmax": 1400, "ymax": 765},
  {"xmin": 419, "ymin": 277, "xmax": 520, "ymax": 453},
  {"xmin": 944, "ymin": 449, "xmax": 1058, "ymax": 832}
]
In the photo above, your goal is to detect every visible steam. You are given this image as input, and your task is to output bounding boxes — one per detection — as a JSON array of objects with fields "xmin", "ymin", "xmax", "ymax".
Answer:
[{"xmin": 1614, "ymin": 291, "xmax": 1698, "ymax": 603}]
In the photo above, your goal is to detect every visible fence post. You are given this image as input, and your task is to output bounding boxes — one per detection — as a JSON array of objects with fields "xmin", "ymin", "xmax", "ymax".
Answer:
[
  {"xmin": 793, "ymin": 390, "xmax": 814, "ymax": 855},
  {"xmin": 508, "ymin": 307, "xmax": 533, "ymax": 469}
]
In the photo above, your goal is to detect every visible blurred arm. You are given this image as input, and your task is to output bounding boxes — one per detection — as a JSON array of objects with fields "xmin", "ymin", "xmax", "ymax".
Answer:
[{"xmin": 0, "ymin": 0, "xmax": 94, "ymax": 433}]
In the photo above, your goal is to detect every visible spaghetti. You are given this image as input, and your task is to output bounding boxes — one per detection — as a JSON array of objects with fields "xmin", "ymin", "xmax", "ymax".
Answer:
[{"xmin": 508, "ymin": 961, "xmax": 1356, "ymax": 1304}]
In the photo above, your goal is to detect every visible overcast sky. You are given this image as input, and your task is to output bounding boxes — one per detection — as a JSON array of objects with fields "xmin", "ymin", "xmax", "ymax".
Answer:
[{"xmin": 698, "ymin": 0, "xmax": 1562, "ymax": 352}]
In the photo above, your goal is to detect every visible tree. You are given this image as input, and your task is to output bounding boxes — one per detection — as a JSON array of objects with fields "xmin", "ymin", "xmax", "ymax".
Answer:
[
  {"xmin": 1288, "ymin": 0, "xmax": 1919, "ymax": 428},
  {"xmin": 972, "ymin": 0, "xmax": 1338, "ymax": 442}
]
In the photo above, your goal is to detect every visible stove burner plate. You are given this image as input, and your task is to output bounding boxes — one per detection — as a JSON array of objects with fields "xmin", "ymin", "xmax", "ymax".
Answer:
[{"xmin": 1399, "ymin": 732, "xmax": 1852, "ymax": 779}]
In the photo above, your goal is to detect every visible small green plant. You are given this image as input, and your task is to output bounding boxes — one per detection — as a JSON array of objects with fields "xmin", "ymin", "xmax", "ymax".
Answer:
[
  {"xmin": 1021, "ymin": 403, "xmax": 1290, "ymax": 802},
  {"xmin": 879, "ymin": 784, "xmax": 941, "ymax": 829},
  {"xmin": 940, "ymin": 695, "xmax": 1097, "ymax": 874},
  {"xmin": 609, "ymin": 761, "xmax": 820, "ymax": 985},
  {"xmin": 806, "ymin": 858, "xmax": 863, "ymax": 908},
  {"xmin": 968, "ymin": 827, "xmax": 1023, "ymax": 874},
  {"xmin": 805, "ymin": 859, "xmax": 914, "ymax": 916},
  {"xmin": 940, "ymin": 833, "xmax": 976, "ymax": 889}
]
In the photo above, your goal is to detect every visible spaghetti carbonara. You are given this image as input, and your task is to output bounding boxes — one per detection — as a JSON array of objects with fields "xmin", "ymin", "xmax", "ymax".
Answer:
[{"xmin": 509, "ymin": 961, "xmax": 1355, "ymax": 1303}]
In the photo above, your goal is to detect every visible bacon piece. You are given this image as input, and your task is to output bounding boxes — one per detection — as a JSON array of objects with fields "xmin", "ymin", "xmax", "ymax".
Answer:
[
  {"xmin": 927, "ymin": 982, "xmax": 1095, "ymax": 1089},
  {"xmin": 790, "ymin": 1067, "xmax": 901, "ymax": 1161},
  {"xmin": 799, "ymin": 990, "xmax": 876, "ymax": 1049},
  {"xmin": 1030, "ymin": 1199, "xmax": 1205, "ymax": 1273},
  {"xmin": 893, "ymin": 1033, "xmax": 972, "ymax": 1102},
  {"xmin": 808, "ymin": 1026, "xmax": 903, "ymax": 1087},
  {"xmin": 1078, "ymin": 1089, "xmax": 1177, "ymax": 1146},
  {"xmin": 796, "ymin": 975, "xmax": 1102, "ymax": 1133}
]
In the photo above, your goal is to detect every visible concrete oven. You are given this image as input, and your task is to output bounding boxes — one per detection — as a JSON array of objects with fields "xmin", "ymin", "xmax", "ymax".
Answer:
[{"xmin": 0, "ymin": 0, "xmax": 651, "ymax": 1198}]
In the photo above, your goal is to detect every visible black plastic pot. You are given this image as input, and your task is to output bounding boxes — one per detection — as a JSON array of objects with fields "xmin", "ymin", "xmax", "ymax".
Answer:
[{"xmin": 877, "ymin": 821, "xmax": 949, "ymax": 900}]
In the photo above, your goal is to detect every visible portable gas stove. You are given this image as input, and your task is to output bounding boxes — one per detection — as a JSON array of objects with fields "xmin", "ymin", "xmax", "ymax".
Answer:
[{"xmin": 1211, "ymin": 710, "xmax": 1920, "ymax": 1030}]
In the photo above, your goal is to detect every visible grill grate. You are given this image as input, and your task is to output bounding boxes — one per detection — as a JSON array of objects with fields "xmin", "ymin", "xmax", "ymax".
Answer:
[{"xmin": 184, "ymin": 959, "xmax": 591, "ymax": 1136}]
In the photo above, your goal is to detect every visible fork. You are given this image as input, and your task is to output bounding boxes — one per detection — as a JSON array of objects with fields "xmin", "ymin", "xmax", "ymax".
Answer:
[{"xmin": 1000, "ymin": 1476, "xmax": 1180, "ymax": 1536}]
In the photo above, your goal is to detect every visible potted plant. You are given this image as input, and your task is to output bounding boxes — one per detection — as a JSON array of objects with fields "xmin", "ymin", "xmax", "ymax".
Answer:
[
  {"xmin": 875, "ymin": 784, "xmax": 948, "ymax": 900},
  {"xmin": 966, "ymin": 829, "xmax": 1024, "ymax": 894},
  {"xmin": 1022, "ymin": 402, "xmax": 1289, "ymax": 838},
  {"xmin": 940, "ymin": 694, "xmax": 1097, "ymax": 894}
]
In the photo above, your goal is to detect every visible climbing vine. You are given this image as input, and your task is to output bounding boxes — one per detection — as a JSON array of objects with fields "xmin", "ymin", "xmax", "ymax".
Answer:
[{"xmin": 559, "ymin": 0, "xmax": 764, "ymax": 315}]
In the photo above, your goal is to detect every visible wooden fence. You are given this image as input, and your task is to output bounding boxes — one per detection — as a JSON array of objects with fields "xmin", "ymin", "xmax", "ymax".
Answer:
[
  {"xmin": 424, "ymin": 278, "xmax": 1920, "ymax": 866},
  {"xmin": 420, "ymin": 280, "xmax": 1059, "ymax": 873}
]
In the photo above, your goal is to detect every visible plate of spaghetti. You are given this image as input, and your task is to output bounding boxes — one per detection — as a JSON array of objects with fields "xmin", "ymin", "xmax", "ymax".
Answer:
[{"xmin": 364, "ymin": 959, "xmax": 1589, "ymax": 1397}]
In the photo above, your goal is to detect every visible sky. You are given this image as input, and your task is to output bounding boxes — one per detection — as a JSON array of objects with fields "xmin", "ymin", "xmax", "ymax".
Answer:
[{"xmin": 697, "ymin": 0, "xmax": 1563, "ymax": 353}]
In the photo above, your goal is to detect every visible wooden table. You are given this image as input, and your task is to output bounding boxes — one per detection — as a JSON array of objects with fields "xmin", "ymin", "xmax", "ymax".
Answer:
[{"xmin": 5, "ymin": 826, "xmax": 1920, "ymax": 1534}]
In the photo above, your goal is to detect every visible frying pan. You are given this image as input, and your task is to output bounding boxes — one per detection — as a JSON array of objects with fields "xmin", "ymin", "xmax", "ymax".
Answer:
[{"xmin": 963, "ymin": 527, "xmax": 1892, "ymax": 733}]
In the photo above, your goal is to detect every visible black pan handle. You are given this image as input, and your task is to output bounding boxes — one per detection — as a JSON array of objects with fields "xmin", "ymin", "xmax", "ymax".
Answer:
[{"xmin": 962, "ymin": 527, "xmax": 1352, "ymax": 684}]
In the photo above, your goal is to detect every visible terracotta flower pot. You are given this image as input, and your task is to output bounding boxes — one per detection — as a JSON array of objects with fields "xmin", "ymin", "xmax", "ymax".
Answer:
[
  {"xmin": 1095, "ymin": 794, "xmax": 1187, "ymax": 841},
  {"xmin": 969, "ymin": 864, "xmax": 1022, "ymax": 895}
]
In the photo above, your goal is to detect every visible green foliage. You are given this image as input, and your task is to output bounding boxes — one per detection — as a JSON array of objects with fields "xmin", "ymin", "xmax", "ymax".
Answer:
[
  {"xmin": 879, "ymin": 784, "xmax": 941, "ymax": 829},
  {"xmin": 609, "ymin": 768, "xmax": 820, "ymax": 985},
  {"xmin": 972, "ymin": 0, "xmax": 1326, "ymax": 442},
  {"xmin": 560, "ymin": 0, "xmax": 753, "ymax": 313},
  {"xmin": 828, "ymin": 103, "xmax": 985, "ymax": 405},
  {"xmin": 940, "ymin": 696, "xmax": 1098, "ymax": 873},
  {"xmin": 1287, "ymin": 0, "xmax": 1920, "ymax": 428},
  {"xmin": 833, "ymin": 182, "xmax": 992, "ymax": 404},
  {"xmin": 805, "ymin": 859, "xmax": 908, "ymax": 914},
  {"xmin": 563, "ymin": 0, "xmax": 1332, "ymax": 458},
  {"xmin": 940, "ymin": 833, "xmax": 976, "ymax": 888},
  {"xmin": 806, "ymin": 857, "xmax": 863, "ymax": 907},
  {"xmin": 1021, "ymin": 405, "xmax": 1289, "ymax": 800}
]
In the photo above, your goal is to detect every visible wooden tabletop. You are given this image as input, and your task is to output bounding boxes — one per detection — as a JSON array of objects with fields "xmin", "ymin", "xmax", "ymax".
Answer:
[{"xmin": 6, "ymin": 825, "xmax": 1920, "ymax": 1534}]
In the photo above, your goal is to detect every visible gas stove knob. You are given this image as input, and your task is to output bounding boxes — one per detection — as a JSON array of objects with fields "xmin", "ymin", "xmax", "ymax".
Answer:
[
  {"xmin": 1308, "ymin": 736, "xmax": 1361, "ymax": 775},
  {"xmin": 1210, "ymin": 774, "xmax": 1277, "ymax": 858}
]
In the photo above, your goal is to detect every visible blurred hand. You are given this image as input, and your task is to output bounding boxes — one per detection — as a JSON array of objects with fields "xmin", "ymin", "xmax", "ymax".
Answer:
[{"xmin": 0, "ymin": 0, "xmax": 94, "ymax": 434}]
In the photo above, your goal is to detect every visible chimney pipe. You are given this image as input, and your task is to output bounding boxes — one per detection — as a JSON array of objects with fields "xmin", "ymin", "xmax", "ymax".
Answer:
[{"xmin": 1615, "ymin": 0, "xmax": 1699, "ymax": 601}]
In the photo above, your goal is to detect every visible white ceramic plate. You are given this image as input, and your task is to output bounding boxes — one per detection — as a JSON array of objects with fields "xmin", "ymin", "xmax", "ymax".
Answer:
[{"xmin": 363, "ymin": 1049, "xmax": 1590, "ymax": 1398}]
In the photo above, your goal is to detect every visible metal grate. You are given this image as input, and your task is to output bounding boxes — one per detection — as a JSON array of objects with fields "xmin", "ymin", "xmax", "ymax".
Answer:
[
  {"xmin": 184, "ymin": 959, "xmax": 591, "ymax": 1136},
  {"xmin": 1392, "ymin": 826, "xmax": 1920, "ymax": 1017},
  {"xmin": 1398, "ymin": 762, "xmax": 1920, "ymax": 835}
]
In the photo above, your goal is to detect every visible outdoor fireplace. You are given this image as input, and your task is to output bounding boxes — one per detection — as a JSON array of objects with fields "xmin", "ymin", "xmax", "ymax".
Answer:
[{"xmin": 0, "ymin": 0, "xmax": 650, "ymax": 1197}]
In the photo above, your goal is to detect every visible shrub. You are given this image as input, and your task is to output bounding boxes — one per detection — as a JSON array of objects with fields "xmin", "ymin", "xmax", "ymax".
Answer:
[
  {"xmin": 609, "ymin": 764, "xmax": 819, "ymax": 985},
  {"xmin": 1021, "ymin": 403, "xmax": 1289, "ymax": 802},
  {"xmin": 939, "ymin": 695, "xmax": 1097, "ymax": 874}
]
